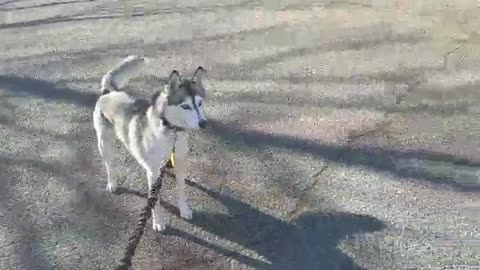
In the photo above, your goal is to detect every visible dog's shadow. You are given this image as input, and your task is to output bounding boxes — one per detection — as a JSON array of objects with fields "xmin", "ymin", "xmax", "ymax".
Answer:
[{"xmin": 145, "ymin": 181, "xmax": 386, "ymax": 270}]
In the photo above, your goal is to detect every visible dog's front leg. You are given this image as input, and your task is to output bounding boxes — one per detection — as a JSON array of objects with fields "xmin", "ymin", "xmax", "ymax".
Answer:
[
  {"xmin": 173, "ymin": 133, "xmax": 193, "ymax": 220},
  {"xmin": 146, "ymin": 168, "xmax": 167, "ymax": 232}
]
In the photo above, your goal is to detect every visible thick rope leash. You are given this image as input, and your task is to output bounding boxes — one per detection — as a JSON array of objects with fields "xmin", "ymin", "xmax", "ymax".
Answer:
[{"xmin": 115, "ymin": 166, "xmax": 166, "ymax": 270}]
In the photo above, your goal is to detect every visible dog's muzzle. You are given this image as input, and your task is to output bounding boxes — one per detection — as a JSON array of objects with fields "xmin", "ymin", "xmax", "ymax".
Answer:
[{"xmin": 199, "ymin": 120, "xmax": 207, "ymax": 129}]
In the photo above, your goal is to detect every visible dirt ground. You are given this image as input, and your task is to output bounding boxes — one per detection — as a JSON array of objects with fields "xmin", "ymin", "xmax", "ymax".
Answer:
[{"xmin": 1, "ymin": 0, "xmax": 480, "ymax": 269}]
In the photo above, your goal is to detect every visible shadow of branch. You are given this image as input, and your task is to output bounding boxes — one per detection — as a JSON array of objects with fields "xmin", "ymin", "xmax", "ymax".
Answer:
[
  {"xmin": 0, "ymin": 0, "xmax": 93, "ymax": 12},
  {"xmin": 207, "ymin": 119, "xmax": 480, "ymax": 192},
  {"xmin": 160, "ymin": 181, "xmax": 386, "ymax": 270},
  {"xmin": 0, "ymin": 75, "xmax": 97, "ymax": 107}
]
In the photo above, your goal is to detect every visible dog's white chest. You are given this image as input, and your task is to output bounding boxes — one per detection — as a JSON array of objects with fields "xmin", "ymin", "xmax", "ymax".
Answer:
[{"xmin": 143, "ymin": 132, "xmax": 175, "ymax": 166}]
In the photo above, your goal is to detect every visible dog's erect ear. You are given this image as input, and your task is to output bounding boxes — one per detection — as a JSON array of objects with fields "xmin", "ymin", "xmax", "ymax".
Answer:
[
  {"xmin": 168, "ymin": 70, "xmax": 182, "ymax": 91},
  {"xmin": 192, "ymin": 66, "xmax": 206, "ymax": 84}
]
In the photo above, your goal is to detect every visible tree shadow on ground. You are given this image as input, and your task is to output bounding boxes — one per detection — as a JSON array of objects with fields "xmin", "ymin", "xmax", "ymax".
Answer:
[
  {"xmin": 0, "ymin": 74, "xmax": 97, "ymax": 107},
  {"xmin": 0, "ymin": 0, "xmax": 28, "ymax": 6},
  {"xmin": 2, "ymin": 74, "xmax": 478, "ymax": 192},
  {"xmin": 3, "ymin": 22, "xmax": 282, "ymax": 63},
  {"xmin": 0, "ymin": 117, "xmax": 132, "ymax": 241},
  {"xmin": 0, "ymin": 0, "xmax": 259, "ymax": 30},
  {"xmin": 207, "ymin": 119, "xmax": 480, "ymax": 192},
  {"xmin": 211, "ymin": 77, "xmax": 477, "ymax": 117},
  {"xmin": 0, "ymin": 158, "xmax": 54, "ymax": 269},
  {"xmin": 0, "ymin": 153, "xmax": 127, "ymax": 233},
  {"xmin": 164, "ymin": 181, "xmax": 385, "ymax": 270},
  {"xmin": 0, "ymin": 9, "xmax": 144, "ymax": 30},
  {"xmin": 0, "ymin": 0, "xmax": 92, "ymax": 12},
  {"xmin": 0, "ymin": 93, "xmax": 17, "ymax": 124},
  {"xmin": 0, "ymin": 145, "xmax": 136, "ymax": 267},
  {"xmin": 213, "ymin": 30, "xmax": 429, "ymax": 80}
]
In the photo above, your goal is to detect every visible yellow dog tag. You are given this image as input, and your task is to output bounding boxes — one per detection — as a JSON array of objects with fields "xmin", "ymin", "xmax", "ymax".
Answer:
[{"xmin": 169, "ymin": 152, "xmax": 175, "ymax": 168}]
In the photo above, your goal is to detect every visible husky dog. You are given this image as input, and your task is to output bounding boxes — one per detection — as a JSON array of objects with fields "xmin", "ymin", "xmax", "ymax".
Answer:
[{"xmin": 93, "ymin": 55, "xmax": 207, "ymax": 231}]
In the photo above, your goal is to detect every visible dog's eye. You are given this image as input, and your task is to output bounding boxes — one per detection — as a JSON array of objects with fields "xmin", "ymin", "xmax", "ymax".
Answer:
[
  {"xmin": 181, "ymin": 104, "xmax": 191, "ymax": 110},
  {"xmin": 198, "ymin": 101, "xmax": 202, "ymax": 107}
]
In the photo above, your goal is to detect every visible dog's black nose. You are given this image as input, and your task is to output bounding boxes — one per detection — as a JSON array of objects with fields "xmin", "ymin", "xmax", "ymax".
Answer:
[{"xmin": 199, "ymin": 120, "xmax": 207, "ymax": 129}]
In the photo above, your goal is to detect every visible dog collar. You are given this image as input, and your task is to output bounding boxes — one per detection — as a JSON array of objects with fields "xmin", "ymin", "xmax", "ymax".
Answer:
[{"xmin": 161, "ymin": 117, "xmax": 185, "ymax": 132}]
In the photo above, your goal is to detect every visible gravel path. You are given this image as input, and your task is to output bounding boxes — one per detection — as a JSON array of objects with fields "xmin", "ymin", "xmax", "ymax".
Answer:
[{"xmin": 0, "ymin": 0, "xmax": 479, "ymax": 269}]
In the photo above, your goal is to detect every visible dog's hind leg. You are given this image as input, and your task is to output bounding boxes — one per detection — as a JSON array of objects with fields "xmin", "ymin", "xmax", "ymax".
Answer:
[{"xmin": 93, "ymin": 110, "xmax": 117, "ymax": 193}]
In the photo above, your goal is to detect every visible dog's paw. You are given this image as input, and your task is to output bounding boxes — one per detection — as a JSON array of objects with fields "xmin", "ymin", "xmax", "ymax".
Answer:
[
  {"xmin": 106, "ymin": 182, "xmax": 117, "ymax": 193},
  {"xmin": 179, "ymin": 204, "xmax": 193, "ymax": 220},
  {"xmin": 152, "ymin": 220, "xmax": 166, "ymax": 232}
]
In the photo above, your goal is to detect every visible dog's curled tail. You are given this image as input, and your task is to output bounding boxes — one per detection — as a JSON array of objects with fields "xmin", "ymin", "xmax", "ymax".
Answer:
[{"xmin": 100, "ymin": 55, "xmax": 147, "ymax": 95}]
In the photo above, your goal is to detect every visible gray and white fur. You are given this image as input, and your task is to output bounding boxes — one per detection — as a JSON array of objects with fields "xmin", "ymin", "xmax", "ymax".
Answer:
[{"xmin": 93, "ymin": 55, "xmax": 207, "ymax": 231}]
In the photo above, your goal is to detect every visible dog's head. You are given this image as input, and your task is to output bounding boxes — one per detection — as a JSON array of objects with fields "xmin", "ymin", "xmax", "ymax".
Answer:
[{"xmin": 152, "ymin": 67, "xmax": 207, "ymax": 130}]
